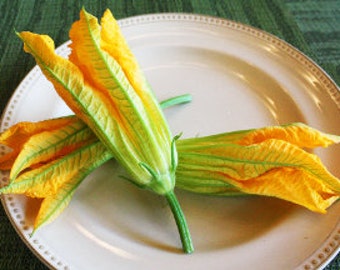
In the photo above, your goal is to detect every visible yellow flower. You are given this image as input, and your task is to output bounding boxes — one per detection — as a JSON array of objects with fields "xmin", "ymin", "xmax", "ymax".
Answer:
[
  {"xmin": 0, "ymin": 116, "xmax": 110, "ymax": 232},
  {"xmin": 176, "ymin": 123, "xmax": 340, "ymax": 213},
  {"xmin": 17, "ymin": 8, "xmax": 193, "ymax": 253}
]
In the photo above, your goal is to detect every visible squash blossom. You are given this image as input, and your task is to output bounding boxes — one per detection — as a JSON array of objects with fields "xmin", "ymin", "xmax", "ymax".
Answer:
[
  {"xmin": 0, "ymin": 116, "xmax": 112, "ymax": 232},
  {"xmin": 16, "ymin": 8, "xmax": 193, "ymax": 253},
  {"xmin": 0, "ymin": 96, "xmax": 189, "ymax": 232},
  {"xmin": 176, "ymin": 123, "xmax": 340, "ymax": 213}
]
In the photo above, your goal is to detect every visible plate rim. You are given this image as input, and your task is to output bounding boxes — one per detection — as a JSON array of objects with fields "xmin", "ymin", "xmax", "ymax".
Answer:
[{"xmin": 0, "ymin": 12, "xmax": 339, "ymax": 270}]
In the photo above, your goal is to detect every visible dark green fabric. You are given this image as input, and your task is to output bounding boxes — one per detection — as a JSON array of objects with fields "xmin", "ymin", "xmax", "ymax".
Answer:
[
  {"xmin": 284, "ymin": 0, "xmax": 340, "ymax": 89},
  {"xmin": 0, "ymin": 0, "xmax": 339, "ymax": 269}
]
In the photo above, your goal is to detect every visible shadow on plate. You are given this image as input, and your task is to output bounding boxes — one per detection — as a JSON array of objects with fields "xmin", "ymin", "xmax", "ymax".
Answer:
[{"xmin": 72, "ymin": 161, "xmax": 296, "ymax": 253}]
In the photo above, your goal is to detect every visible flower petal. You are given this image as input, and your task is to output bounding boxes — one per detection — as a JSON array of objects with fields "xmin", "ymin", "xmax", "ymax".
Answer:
[
  {"xmin": 177, "ymin": 123, "xmax": 340, "ymax": 149},
  {"xmin": 1, "ymin": 141, "xmax": 111, "ymax": 198},
  {"xmin": 10, "ymin": 116, "xmax": 95, "ymax": 180},
  {"xmin": 0, "ymin": 116, "xmax": 80, "ymax": 170},
  {"xmin": 33, "ymin": 146, "xmax": 111, "ymax": 231}
]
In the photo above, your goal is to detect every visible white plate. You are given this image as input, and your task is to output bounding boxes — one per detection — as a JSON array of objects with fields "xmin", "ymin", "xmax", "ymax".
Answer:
[{"xmin": 1, "ymin": 13, "xmax": 339, "ymax": 270}]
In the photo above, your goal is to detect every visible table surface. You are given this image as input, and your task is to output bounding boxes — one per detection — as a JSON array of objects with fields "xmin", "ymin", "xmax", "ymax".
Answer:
[{"xmin": 0, "ymin": 0, "xmax": 339, "ymax": 269}]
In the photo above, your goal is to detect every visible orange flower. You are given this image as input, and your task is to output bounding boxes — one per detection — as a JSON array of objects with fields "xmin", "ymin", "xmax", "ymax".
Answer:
[
  {"xmin": 0, "ymin": 116, "xmax": 110, "ymax": 231},
  {"xmin": 17, "ymin": 8, "xmax": 193, "ymax": 252},
  {"xmin": 176, "ymin": 123, "xmax": 340, "ymax": 213}
]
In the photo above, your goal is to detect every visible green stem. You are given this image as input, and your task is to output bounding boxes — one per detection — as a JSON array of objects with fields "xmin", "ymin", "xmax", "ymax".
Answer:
[
  {"xmin": 165, "ymin": 190, "xmax": 194, "ymax": 254},
  {"xmin": 160, "ymin": 94, "xmax": 192, "ymax": 109}
]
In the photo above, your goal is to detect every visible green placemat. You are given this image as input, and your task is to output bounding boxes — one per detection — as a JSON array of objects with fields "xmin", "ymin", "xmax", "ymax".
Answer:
[
  {"xmin": 0, "ymin": 0, "xmax": 339, "ymax": 269},
  {"xmin": 284, "ymin": 0, "xmax": 340, "ymax": 88}
]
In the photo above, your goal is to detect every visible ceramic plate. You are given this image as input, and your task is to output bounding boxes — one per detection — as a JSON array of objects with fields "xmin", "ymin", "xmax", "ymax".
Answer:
[{"xmin": 1, "ymin": 13, "xmax": 339, "ymax": 270}]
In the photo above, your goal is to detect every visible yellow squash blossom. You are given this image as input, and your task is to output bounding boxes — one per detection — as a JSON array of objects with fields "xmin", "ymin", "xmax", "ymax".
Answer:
[
  {"xmin": 17, "ymin": 8, "xmax": 193, "ymax": 252},
  {"xmin": 0, "ymin": 96, "xmax": 190, "ymax": 233},
  {"xmin": 0, "ymin": 116, "xmax": 84, "ymax": 171},
  {"xmin": 0, "ymin": 116, "xmax": 111, "ymax": 232},
  {"xmin": 176, "ymin": 123, "xmax": 340, "ymax": 213}
]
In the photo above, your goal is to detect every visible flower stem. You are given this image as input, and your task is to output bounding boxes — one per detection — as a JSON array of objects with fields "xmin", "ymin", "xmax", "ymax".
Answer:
[
  {"xmin": 165, "ymin": 190, "xmax": 194, "ymax": 254},
  {"xmin": 160, "ymin": 94, "xmax": 192, "ymax": 109}
]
